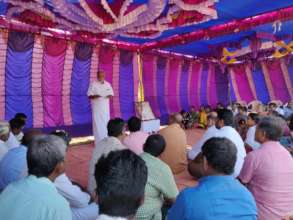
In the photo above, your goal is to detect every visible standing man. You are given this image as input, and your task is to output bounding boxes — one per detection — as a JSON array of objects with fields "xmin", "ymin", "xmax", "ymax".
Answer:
[{"xmin": 87, "ymin": 71, "xmax": 114, "ymax": 143}]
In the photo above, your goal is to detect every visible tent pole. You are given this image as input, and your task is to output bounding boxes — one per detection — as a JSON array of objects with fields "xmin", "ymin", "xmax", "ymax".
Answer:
[
  {"xmin": 137, "ymin": 51, "xmax": 145, "ymax": 102},
  {"xmin": 227, "ymin": 67, "xmax": 232, "ymax": 106}
]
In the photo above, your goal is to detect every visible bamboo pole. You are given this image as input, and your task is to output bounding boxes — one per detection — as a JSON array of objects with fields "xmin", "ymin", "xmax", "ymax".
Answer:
[{"xmin": 137, "ymin": 52, "xmax": 145, "ymax": 102}]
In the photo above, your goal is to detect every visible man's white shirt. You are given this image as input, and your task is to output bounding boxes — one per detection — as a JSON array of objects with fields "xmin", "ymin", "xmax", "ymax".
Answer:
[
  {"xmin": 245, "ymin": 125, "xmax": 261, "ymax": 150},
  {"xmin": 188, "ymin": 126, "xmax": 246, "ymax": 178}
]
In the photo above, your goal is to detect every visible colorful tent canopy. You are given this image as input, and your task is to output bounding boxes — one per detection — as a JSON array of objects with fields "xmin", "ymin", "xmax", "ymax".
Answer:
[{"xmin": 0, "ymin": 0, "xmax": 293, "ymax": 58}]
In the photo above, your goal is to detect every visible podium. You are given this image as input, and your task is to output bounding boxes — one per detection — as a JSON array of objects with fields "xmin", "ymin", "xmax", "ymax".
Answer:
[{"xmin": 135, "ymin": 101, "xmax": 160, "ymax": 133}]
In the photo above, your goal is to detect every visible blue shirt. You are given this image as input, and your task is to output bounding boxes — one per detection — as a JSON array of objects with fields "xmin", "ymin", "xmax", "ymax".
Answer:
[
  {"xmin": 0, "ymin": 175, "xmax": 71, "ymax": 220},
  {"xmin": 0, "ymin": 145, "xmax": 27, "ymax": 191},
  {"xmin": 168, "ymin": 175, "xmax": 257, "ymax": 220}
]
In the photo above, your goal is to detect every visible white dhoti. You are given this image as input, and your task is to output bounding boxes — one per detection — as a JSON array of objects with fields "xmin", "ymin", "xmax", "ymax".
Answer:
[{"xmin": 87, "ymin": 81, "xmax": 114, "ymax": 143}]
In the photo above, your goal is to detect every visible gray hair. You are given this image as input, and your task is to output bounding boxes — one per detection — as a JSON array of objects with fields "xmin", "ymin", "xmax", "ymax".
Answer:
[
  {"xmin": 0, "ymin": 121, "xmax": 9, "ymax": 137},
  {"xmin": 27, "ymin": 135, "xmax": 68, "ymax": 177},
  {"xmin": 257, "ymin": 116, "xmax": 283, "ymax": 141}
]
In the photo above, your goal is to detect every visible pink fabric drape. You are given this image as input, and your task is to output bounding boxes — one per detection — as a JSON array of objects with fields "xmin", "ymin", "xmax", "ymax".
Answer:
[
  {"xmin": 261, "ymin": 62, "xmax": 276, "ymax": 101},
  {"xmin": 62, "ymin": 42, "xmax": 75, "ymax": 126},
  {"xmin": 42, "ymin": 51, "xmax": 66, "ymax": 127},
  {"xmin": 98, "ymin": 46, "xmax": 115, "ymax": 118},
  {"xmin": 189, "ymin": 62, "xmax": 202, "ymax": 108},
  {"xmin": 234, "ymin": 65, "xmax": 254, "ymax": 102},
  {"xmin": 208, "ymin": 64, "xmax": 217, "ymax": 107},
  {"xmin": 266, "ymin": 60, "xmax": 290, "ymax": 102},
  {"xmin": 167, "ymin": 59, "xmax": 180, "ymax": 113}
]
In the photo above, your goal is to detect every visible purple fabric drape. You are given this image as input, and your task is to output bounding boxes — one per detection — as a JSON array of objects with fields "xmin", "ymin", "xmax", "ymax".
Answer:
[
  {"xmin": 189, "ymin": 63, "xmax": 201, "ymax": 108},
  {"xmin": 8, "ymin": 31, "xmax": 34, "ymax": 52},
  {"xmin": 70, "ymin": 43, "xmax": 92, "ymax": 124},
  {"xmin": 180, "ymin": 61, "xmax": 190, "ymax": 111},
  {"xmin": 119, "ymin": 50, "xmax": 135, "ymax": 120},
  {"xmin": 251, "ymin": 64, "xmax": 270, "ymax": 103},
  {"xmin": 208, "ymin": 65, "xmax": 218, "ymax": 107},
  {"xmin": 228, "ymin": 73, "xmax": 237, "ymax": 103},
  {"xmin": 215, "ymin": 65, "xmax": 229, "ymax": 106},
  {"xmin": 5, "ymin": 44, "xmax": 33, "ymax": 127},
  {"xmin": 288, "ymin": 57, "xmax": 293, "ymax": 85},
  {"xmin": 200, "ymin": 63, "xmax": 209, "ymax": 106},
  {"xmin": 42, "ymin": 52, "xmax": 65, "ymax": 127},
  {"xmin": 168, "ymin": 59, "xmax": 180, "ymax": 113},
  {"xmin": 75, "ymin": 43, "xmax": 93, "ymax": 61},
  {"xmin": 156, "ymin": 57, "xmax": 168, "ymax": 124}
]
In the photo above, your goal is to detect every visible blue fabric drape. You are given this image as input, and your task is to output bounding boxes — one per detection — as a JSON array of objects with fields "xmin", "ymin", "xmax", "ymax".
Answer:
[
  {"xmin": 251, "ymin": 64, "xmax": 270, "ymax": 104},
  {"xmin": 156, "ymin": 57, "xmax": 168, "ymax": 124},
  {"xmin": 228, "ymin": 74, "xmax": 237, "ymax": 103},
  {"xmin": 180, "ymin": 61, "xmax": 190, "ymax": 111},
  {"xmin": 70, "ymin": 57, "xmax": 92, "ymax": 124},
  {"xmin": 200, "ymin": 63, "xmax": 209, "ymax": 106},
  {"xmin": 5, "ymin": 31, "xmax": 34, "ymax": 127},
  {"xmin": 119, "ymin": 51, "xmax": 135, "ymax": 120},
  {"xmin": 215, "ymin": 66, "xmax": 229, "ymax": 106}
]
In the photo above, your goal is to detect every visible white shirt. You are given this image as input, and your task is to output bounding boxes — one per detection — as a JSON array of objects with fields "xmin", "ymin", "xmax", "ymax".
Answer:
[
  {"xmin": 276, "ymin": 107, "xmax": 285, "ymax": 116},
  {"xmin": 188, "ymin": 125, "xmax": 219, "ymax": 160},
  {"xmin": 88, "ymin": 137, "xmax": 126, "ymax": 195},
  {"xmin": 216, "ymin": 126, "xmax": 246, "ymax": 178},
  {"xmin": 245, "ymin": 125, "xmax": 261, "ymax": 150},
  {"xmin": 88, "ymin": 80, "xmax": 114, "ymax": 143},
  {"xmin": 284, "ymin": 107, "xmax": 293, "ymax": 118},
  {"xmin": 54, "ymin": 173, "xmax": 90, "ymax": 208},
  {"xmin": 87, "ymin": 81, "xmax": 114, "ymax": 98},
  {"xmin": 97, "ymin": 215, "xmax": 127, "ymax": 220},
  {"xmin": 0, "ymin": 140, "xmax": 8, "ymax": 161},
  {"xmin": 188, "ymin": 126, "xmax": 246, "ymax": 178},
  {"xmin": 6, "ymin": 132, "xmax": 20, "ymax": 150},
  {"xmin": 15, "ymin": 132, "xmax": 24, "ymax": 142}
]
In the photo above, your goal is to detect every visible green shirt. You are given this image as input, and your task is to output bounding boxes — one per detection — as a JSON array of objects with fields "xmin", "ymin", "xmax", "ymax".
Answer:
[
  {"xmin": 0, "ymin": 175, "xmax": 71, "ymax": 220},
  {"xmin": 136, "ymin": 153, "xmax": 179, "ymax": 220}
]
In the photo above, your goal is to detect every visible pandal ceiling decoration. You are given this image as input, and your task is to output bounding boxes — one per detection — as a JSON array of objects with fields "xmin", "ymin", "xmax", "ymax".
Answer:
[{"xmin": 2, "ymin": 0, "xmax": 218, "ymax": 39}]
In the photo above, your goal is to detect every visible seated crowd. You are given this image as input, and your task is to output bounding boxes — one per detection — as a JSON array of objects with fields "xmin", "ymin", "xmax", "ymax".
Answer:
[{"xmin": 0, "ymin": 100, "xmax": 293, "ymax": 220}]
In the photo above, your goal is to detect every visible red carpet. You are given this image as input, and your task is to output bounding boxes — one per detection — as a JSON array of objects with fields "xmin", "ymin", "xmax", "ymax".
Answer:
[{"xmin": 65, "ymin": 128, "xmax": 205, "ymax": 189}]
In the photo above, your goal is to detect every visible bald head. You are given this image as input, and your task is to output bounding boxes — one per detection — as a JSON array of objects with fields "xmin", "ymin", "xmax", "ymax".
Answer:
[
  {"xmin": 174, "ymin": 113, "xmax": 183, "ymax": 124},
  {"xmin": 207, "ymin": 111, "xmax": 218, "ymax": 128}
]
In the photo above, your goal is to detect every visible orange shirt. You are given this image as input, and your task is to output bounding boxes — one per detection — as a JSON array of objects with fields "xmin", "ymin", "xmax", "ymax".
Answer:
[{"xmin": 159, "ymin": 124, "xmax": 188, "ymax": 174}]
